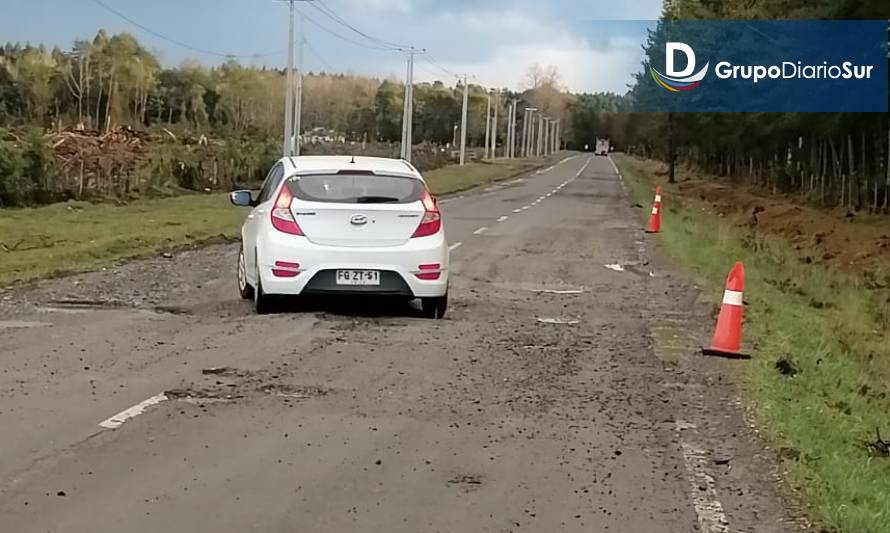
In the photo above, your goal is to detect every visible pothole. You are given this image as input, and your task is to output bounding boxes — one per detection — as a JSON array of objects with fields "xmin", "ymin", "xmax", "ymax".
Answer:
[
  {"xmin": 45, "ymin": 299, "xmax": 129, "ymax": 310},
  {"xmin": 260, "ymin": 384, "xmax": 331, "ymax": 399},
  {"xmin": 0, "ymin": 320, "xmax": 52, "ymax": 329},
  {"xmin": 165, "ymin": 387, "xmax": 243, "ymax": 401},
  {"xmin": 41, "ymin": 299, "xmax": 192, "ymax": 316},
  {"xmin": 448, "ymin": 473, "xmax": 485, "ymax": 492},
  {"xmin": 168, "ymin": 367, "xmax": 332, "ymax": 403}
]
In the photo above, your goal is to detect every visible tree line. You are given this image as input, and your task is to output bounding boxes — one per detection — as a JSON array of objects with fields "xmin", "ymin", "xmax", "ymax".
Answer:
[
  {"xmin": 0, "ymin": 31, "xmax": 578, "ymax": 145},
  {"xmin": 1, "ymin": 29, "xmax": 609, "ymax": 207}
]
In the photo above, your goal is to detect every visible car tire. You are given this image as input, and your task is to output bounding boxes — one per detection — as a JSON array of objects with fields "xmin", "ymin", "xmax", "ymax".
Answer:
[
  {"xmin": 421, "ymin": 292, "xmax": 448, "ymax": 319},
  {"xmin": 254, "ymin": 261, "xmax": 274, "ymax": 315},
  {"xmin": 237, "ymin": 247, "xmax": 254, "ymax": 300}
]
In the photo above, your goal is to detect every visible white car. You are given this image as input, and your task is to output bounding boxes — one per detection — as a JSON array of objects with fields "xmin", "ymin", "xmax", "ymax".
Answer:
[{"xmin": 230, "ymin": 156, "xmax": 449, "ymax": 318}]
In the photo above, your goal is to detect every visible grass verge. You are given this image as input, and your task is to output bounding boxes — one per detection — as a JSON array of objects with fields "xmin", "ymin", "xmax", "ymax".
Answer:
[
  {"xmin": 0, "ymin": 154, "xmax": 569, "ymax": 287},
  {"xmin": 424, "ymin": 155, "xmax": 564, "ymax": 196},
  {"xmin": 613, "ymin": 153, "xmax": 890, "ymax": 533}
]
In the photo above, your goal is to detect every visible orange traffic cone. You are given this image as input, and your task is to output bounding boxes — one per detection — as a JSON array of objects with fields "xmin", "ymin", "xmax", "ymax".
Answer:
[
  {"xmin": 645, "ymin": 186, "xmax": 662, "ymax": 233},
  {"xmin": 702, "ymin": 262, "xmax": 750, "ymax": 359}
]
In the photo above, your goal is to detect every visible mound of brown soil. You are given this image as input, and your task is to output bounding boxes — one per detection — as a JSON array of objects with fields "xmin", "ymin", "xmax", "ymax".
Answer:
[{"xmin": 629, "ymin": 158, "xmax": 890, "ymax": 284}]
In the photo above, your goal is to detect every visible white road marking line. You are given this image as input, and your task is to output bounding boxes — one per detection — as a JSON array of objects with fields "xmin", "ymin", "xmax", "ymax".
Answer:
[
  {"xmin": 532, "ymin": 288, "xmax": 585, "ymax": 295},
  {"xmin": 604, "ymin": 264, "xmax": 625, "ymax": 272},
  {"xmin": 546, "ymin": 193, "xmax": 552, "ymax": 197},
  {"xmin": 99, "ymin": 393, "xmax": 168, "ymax": 429},
  {"xmin": 439, "ymin": 195, "xmax": 464, "ymax": 205},
  {"xmin": 497, "ymin": 215, "xmax": 509, "ymax": 222},
  {"xmin": 575, "ymin": 156, "xmax": 594, "ymax": 177},
  {"xmin": 607, "ymin": 154, "xmax": 621, "ymax": 178},
  {"xmin": 512, "ymin": 208, "xmax": 522, "ymax": 213},
  {"xmin": 538, "ymin": 196, "xmax": 546, "ymax": 201},
  {"xmin": 440, "ymin": 195, "xmax": 464, "ymax": 205},
  {"xmin": 521, "ymin": 205, "xmax": 531, "ymax": 211},
  {"xmin": 473, "ymin": 227, "xmax": 488, "ymax": 235},
  {"xmin": 448, "ymin": 242, "xmax": 463, "ymax": 251},
  {"xmin": 536, "ymin": 317, "xmax": 580, "ymax": 325},
  {"xmin": 679, "ymin": 440, "xmax": 731, "ymax": 533},
  {"xmin": 502, "ymin": 178, "xmax": 524, "ymax": 185}
]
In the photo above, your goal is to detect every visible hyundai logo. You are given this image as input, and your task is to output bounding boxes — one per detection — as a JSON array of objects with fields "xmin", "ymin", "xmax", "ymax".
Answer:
[{"xmin": 349, "ymin": 214, "xmax": 368, "ymax": 226}]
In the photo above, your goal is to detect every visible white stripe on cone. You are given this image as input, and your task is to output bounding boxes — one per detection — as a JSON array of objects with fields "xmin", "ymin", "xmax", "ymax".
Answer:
[
  {"xmin": 652, "ymin": 206, "xmax": 659, "ymax": 214},
  {"xmin": 655, "ymin": 194, "xmax": 662, "ymax": 203},
  {"xmin": 722, "ymin": 290, "xmax": 743, "ymax": 306}
]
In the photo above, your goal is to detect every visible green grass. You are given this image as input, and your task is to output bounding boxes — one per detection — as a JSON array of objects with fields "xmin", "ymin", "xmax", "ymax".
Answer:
[
  {"xmin": 424, "ymin": 155, "xmax": 566, "ymax": 196},
  {"xmin": 0, "ymin": 155, "xmax": 568, "ymax": 286},
  {"xmin": 0, "ymin": 193, "xmax": 246, "ymax": 286},
  {"xmin": 614, "ymin": 153, "xmax": 890, "ymax": 533}
]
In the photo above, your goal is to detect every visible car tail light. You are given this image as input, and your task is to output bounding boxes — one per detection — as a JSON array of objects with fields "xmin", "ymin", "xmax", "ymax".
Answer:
[
  {"xmin": 272, "ymin": 261, "xmax": 300, "ymax": 278},
  {"xmin": 411, "ymin": 189, "xmax": 441, "ymax": 238},
  {"xmin": 271, "ymin": 187, "xmax": 303, "ymax": 236},
  {"xmin": 415, "ymin": 263, "xmax": 442, "ymax": 280}
]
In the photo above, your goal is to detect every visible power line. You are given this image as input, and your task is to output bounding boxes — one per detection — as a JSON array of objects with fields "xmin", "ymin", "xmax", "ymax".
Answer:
[
  {"xmin": 310, "ymin": 0, "xmax": 409, "ymax": 51},
  {"xmin": 296, "ymin": 6, "xmax": 400, "ymax": 52},
  {"xmin": 413, "ymin": 61, "xmax": 447, "ymax": 80},
  {"xmin": 422, "ymin": 53, "xmax": 459, "ymax": 79},
  {"xmin": 89, "ymin": 0, "xmax": 284, "ymax": 58},
  {"xmin": 91, "ymin": 0, "xmax": 478, "ymax": 87},
  {"xmin": 304, "ymin": 40, "xmax": 335, "ymax": 72}
]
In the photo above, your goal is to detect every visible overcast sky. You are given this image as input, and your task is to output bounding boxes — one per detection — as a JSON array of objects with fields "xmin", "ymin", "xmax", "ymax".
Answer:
[{"xmin": 4, "ymin": 0, "xmax": 661, "ymax": 93}]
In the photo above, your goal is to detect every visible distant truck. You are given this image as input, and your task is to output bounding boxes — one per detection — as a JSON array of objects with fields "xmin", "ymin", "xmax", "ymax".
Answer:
[{"xmin": 595, "ymin": 138, "xmax": 610, "ymax": 156}]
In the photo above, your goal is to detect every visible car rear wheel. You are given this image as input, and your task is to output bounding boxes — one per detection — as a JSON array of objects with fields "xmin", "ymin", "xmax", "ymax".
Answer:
[
  {"xmin": 421, "ymin": 292, "xmax": 448, "ymax": 319},
  {"xmin": 237, "ymin": 248, "xmax": 254, "ymax": 300}
]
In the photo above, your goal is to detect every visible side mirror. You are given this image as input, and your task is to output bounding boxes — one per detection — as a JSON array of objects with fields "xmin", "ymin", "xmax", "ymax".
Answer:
[{"xmin": 230, "ymin": 190, "xmax": 253, "ymax": 207}]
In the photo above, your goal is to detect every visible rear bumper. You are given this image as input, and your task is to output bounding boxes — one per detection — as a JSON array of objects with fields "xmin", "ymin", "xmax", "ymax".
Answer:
[{"xmin": 257, "ymin": 232, "xmax": 449, "ymax": 298}]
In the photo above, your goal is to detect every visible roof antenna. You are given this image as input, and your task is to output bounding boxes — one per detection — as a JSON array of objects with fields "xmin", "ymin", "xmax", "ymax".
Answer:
[{"xmin": 349, "ymin": 155, "xmax": 356, "ymax": 164}]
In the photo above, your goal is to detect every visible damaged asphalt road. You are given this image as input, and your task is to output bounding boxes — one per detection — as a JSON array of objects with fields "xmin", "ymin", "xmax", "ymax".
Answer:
[{"xmin": 0, "ymin": 155, "xmax": 807, "ymax": 532}]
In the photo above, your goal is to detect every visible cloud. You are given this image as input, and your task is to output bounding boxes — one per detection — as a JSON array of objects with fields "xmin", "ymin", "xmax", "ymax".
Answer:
[
  {"xmin": 344, "ymin": 0, "xmax": 413, "ymax": 14},
  {"xmin": 414, "ymin": 38, "xmax": 643, "ymax": 93},
  {"xmin": 405, "ymin": 10, "xmax": 647, "ymax": 93}
]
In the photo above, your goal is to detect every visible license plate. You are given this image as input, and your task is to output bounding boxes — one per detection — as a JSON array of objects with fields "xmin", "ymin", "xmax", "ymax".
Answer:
[{"xmin": 336, "ymin": 270, "xmax": 380, "ymax": 286}]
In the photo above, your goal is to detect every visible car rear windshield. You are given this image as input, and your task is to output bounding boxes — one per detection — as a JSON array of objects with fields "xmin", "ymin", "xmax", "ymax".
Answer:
[{"xmin": 285, "ymin": 174, "xmax": 423, "ymax": 204}]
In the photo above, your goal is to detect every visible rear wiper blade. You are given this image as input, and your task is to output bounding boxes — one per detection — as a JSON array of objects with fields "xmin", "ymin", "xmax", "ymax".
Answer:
[{"xmin": 354, "ymin": 196, "xmax": 400, "ymax": 203}]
